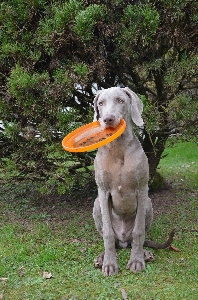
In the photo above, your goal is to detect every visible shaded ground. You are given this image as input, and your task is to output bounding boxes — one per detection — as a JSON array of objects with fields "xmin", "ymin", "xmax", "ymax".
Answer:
[
  {"xmin": 31, "ymin": 187, "xmax": 198, "ymax": 219},
  {"xmin": 1, "ymin": 182, "xmax": 197, "ymax": 227}
]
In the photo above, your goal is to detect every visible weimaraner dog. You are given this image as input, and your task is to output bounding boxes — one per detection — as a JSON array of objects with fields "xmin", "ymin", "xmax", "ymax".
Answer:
[{"xmin": 93, "ymin": 87, "xmax": 154, "ymax": 276}]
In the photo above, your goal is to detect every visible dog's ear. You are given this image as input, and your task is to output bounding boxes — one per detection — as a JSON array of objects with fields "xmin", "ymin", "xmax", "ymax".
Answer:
[
  {"xmin": 124, "ymin": 87, "xmax": 144, "ymax": 127},
  {"xmin": 93, "ymin": 90, "xmax": 102, "ymax": 121}
]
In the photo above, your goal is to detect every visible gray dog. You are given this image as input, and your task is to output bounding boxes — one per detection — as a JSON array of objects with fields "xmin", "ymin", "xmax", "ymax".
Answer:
[{"xmin": 92, "ymin": 87, "xmax": 174, "ymax": 276}]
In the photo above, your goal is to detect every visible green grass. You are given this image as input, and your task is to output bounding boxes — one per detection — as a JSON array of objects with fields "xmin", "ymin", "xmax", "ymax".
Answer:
[
  {"xmin": 158, "ymin": 141, "xmax": 198, "ymax": 189},
  {"xmin": 0, "ymin": 141, "xmax": 198, "ymax": 299}
]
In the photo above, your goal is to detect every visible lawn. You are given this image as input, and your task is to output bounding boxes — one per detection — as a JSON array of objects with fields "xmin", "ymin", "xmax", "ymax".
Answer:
[{"xmin": 0, "ymin": 141, "xmax": 198, "ymax": 299}]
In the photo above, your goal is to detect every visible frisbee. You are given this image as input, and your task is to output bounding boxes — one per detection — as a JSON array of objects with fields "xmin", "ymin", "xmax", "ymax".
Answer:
[{"xmin": 62, "ymin": 119, "xmax": 126, "ymax": 152}]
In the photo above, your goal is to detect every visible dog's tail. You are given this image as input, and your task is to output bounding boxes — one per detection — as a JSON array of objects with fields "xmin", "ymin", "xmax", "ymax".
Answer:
[{"xmin": 144, "ymin": 229, "xmax": 175, "ymax": 249}]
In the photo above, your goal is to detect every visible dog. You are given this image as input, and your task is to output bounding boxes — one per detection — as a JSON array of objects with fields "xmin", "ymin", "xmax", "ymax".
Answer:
[{"xmin": 92, "ymin": 87, "xmax": 174, "ymax": 276}]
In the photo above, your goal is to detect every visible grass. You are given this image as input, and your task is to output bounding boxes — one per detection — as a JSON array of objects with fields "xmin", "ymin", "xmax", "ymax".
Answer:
[
  {"xmin": 0, "ymin": 141, "xmax": 198, "ymax": 299},
  {"xmin": 158, "ymin": 141, "xmax": 198, "ymax": 189}
]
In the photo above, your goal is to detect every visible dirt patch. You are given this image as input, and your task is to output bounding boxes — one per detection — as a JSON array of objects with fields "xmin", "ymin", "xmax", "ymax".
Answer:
[
  {"xmin": 29, "ymin": 188, "xmax": 179, "ymax": 221},
  {"xmin": 1, "ymin": 183, "xmax": 197, "ymax": 228},
  {"xmin": 150, "ymin": 187, "xmax": 197, "ymax": 216}
]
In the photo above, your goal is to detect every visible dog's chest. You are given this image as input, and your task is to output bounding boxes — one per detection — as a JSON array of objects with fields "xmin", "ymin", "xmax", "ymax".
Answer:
[{"xmin": 94, "ymin": 152, "xmax": 138, "ymax": 190}]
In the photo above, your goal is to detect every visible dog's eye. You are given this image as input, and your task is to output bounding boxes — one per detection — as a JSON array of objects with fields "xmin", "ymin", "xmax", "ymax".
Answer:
[
  {"xmin": 118, "ymin": 99, "xmax": 124, "ymax": 104},
  {"xmin": 98, "ymin": 102, "xmax": 103, "ymax": 106}
]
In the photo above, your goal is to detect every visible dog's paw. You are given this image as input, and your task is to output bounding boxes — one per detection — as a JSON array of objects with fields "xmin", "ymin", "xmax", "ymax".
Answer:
[
  {"xmin": 94, "ymin": 252, "xmax": 104, "ymax": 269},
  {"xmin": 126, "ymin": 257, "xmax": 145, "ymax": 273},
  {"xmin": 94, "ymin": 252, "xmax": 118, "ymax": 276},
  {"xmin": 144, "ymin": 249, "xmax": 154, "ymax": 262},
  {"xmin": 102, "ymin": 262, "xmax": 118, "ymax": 276},
  {"xmin": 102, "ymin": 255, "xmax": 118, "ymax": 276}
]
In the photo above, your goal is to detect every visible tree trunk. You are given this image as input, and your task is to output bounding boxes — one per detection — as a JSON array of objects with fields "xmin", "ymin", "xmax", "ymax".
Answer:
[{"xmin": 143, "ymin": 131, "xmax": 169, "ymax": 188}]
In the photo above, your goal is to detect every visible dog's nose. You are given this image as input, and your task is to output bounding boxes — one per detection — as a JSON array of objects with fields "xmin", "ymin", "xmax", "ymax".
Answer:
[{"xmin": 103, "ymin": 114, "xmax": 115, "ymax": 126}]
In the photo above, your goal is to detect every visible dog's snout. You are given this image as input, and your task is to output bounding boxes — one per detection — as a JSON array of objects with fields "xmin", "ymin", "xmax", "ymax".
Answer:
[{"xmin": 103, "ymin": 114, "xmax": 115, "ymax": 126}]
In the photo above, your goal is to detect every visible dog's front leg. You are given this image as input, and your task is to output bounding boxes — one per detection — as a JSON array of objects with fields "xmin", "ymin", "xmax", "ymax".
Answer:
[
  {"xmin": 127, "ymin": 185, "xmax": 147, "ymax": 273},
  {"xmin": 98, "ymin": 189, "xmax": 118, "ymax": 276}
]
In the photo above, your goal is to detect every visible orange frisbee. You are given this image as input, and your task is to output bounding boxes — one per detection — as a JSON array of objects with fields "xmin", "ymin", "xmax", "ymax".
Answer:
[{"xmin": 62, "ymin": 119, "xmax": 126, "ymax": 152}]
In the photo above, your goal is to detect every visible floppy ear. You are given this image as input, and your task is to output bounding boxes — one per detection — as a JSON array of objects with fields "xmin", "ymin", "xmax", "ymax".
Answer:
[
  {"xmin": 124, "ymin": 87, "xmax": 144, "ymax": 127},
  {"xmin": 93, "ymin": 90, "xmax": 103, "ymax": 121}
]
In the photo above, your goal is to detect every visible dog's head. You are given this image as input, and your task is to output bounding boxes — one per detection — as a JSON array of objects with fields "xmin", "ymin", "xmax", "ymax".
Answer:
[{"xmin": 93, "ymin": 87, "xmax": 144, "ymax": 128}]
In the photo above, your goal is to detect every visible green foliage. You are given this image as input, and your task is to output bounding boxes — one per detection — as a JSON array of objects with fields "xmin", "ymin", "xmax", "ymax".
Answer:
[
  {"xmin": 53, "ymin": 0, "xmax": 83, "ymax": 29},
  {"xmin": 0, "ymin": 0, "xmax": 198, "ymax": 193},
  {"xmin": 8, "ymin": 65, "xmax": 50, "ymax": 104},
  {"xmin": 73, "ymin": 62, "xmax": 89, "ymax": 76},
  {"xmin": 121, "ymin": 4, "xmax": 160, "ymax": 47},
  {"xmin": 34, "ymin": 1, "xmax": 83, "ymax": 55},
  {"xmin": 73, "ymin": 4, "xmax": 107, "ymax": 41},
  {"xmin": 3, "ymin": 121, "xmax": 20, "ymax": 142},
  {"xmin": 164, "ymin": 53, "xmax": 198, "ymax": 88},
  {"xmin": 168, "ymin": 95, "xmax": 198, "ymax": 138},
  {"xmin": 0, "ymin": 157, "xmax": 20, "ymax": 180},
  {"xmin": 53, "ymin": 67, "xmax": 72, "ymax": 86},
  {"xmin": 140, "ymin": 95, "xmax": 161, "ymax": 134}
]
